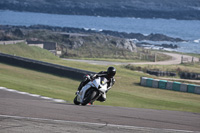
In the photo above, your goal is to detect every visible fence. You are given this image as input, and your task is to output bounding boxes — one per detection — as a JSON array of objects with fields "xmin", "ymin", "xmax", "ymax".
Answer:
[
  {"xmin": 0, "ymin": 40, "xmax": 26, "ymax": 45},
  {"xmin": 140, "ymin": 77, "xmax": 200, "ymax": 95},
  {"xmin": 0, "ymin": 53, "xmax": 95, "ymax": 81},
  {"xmin": 181, "ymin": 55, "xmax": 199, "ymax": 64}
]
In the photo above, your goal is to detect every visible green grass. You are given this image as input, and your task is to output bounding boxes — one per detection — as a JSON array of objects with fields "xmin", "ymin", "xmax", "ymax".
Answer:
[
  {"xmin": 0, "ymin": 63, "xmax": 79, "ymax": 101},
  {"xmin": 0, "ymin": 62, "xmax": 200, "ymax": 113},
  {"xmin": 125, "ymin": 63, "xmax": 200, "ymax": 74},
  {"xmin": 0, "ymin": 43, "xmax": 59, "ymax": 60},
  {"xmin": 0, "ymin": 43, "xmax": 200, "ymax": 113},
  {"xmin": 62, "ymin": 44, "xmax": 172, "ymax": 62},
  {"xmin": 64, "ymin": 57, "xmax": 145, "ymax": 63}
]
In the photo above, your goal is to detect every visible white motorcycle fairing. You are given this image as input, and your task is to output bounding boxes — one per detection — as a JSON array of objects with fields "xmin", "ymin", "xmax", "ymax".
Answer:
[{"xmin": 77, "ymin": 77, "xmax": 108, "ymax": 103}]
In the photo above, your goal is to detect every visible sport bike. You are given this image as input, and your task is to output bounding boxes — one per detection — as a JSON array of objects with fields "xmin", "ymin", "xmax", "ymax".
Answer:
[{"xmin": 74, "ymin": 77, "xmax": 108, "ymax": 106}]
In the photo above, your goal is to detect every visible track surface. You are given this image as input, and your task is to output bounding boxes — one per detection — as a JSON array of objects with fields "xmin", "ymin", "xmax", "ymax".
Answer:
[{"xmin": 0, "ymin": 89, "xmax": 200, "ymax": 133}]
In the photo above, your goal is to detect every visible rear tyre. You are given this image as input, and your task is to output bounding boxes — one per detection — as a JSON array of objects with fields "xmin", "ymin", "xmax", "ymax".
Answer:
[
  {"xmin": 81, "ymin": 89, "xmax": 97, "ymax": 106},
  {"xmin": 74, "ymin": 96, "xmax": 80, "ymax": 105}
]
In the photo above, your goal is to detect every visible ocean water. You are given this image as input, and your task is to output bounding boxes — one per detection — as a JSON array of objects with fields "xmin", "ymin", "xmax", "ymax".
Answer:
[{"xmin": 0, "ymin": 10, "xmax": 200, "ymax": 54}]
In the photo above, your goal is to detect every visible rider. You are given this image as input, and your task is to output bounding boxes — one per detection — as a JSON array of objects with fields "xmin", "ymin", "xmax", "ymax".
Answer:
[{"xmin": 76, "ymin": 66, "xmax": 116, "ymax": 102}]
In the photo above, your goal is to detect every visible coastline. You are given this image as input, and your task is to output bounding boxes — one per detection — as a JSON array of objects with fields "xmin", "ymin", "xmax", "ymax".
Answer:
[
  {"xmin": 1, "ymin": 0, "xmax": 200, "ymax": 20},
  {"xmin": 1, "ymin": 24, "xmax": 200, "ymax": 54}
]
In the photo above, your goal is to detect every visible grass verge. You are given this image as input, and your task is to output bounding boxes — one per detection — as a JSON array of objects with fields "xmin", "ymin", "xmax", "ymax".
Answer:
[
  {"xmin": 0, "ymin": 62, "xmax": 199, "ymax": 113},
  {"xmin": 0, "ymin": 43, "xmax": 200, "ymax": 113}
]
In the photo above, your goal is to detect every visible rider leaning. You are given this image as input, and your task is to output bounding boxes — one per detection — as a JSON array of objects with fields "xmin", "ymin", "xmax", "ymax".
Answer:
[{"xmin": 77, "ymin": 66, "xmax": 116, "ymax": 102}]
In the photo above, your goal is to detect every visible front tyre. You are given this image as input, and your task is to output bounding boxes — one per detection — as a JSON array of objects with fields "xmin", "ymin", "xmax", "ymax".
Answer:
[
  {"xmin": 81, "ymin": 89, "xmax": 97, "ymax": 106},
  {"xmin": 74, "ymin": 96, "xmax": 80, "ymax": 105}
]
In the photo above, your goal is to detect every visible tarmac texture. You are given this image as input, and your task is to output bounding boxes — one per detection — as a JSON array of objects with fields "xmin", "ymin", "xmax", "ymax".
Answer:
[{"xmin": 0, "ymin": 88, "xmax": 200, "ymax": 133}]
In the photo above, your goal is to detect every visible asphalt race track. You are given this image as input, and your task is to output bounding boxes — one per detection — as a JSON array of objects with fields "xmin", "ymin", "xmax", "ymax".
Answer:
[
  {"xmin": 0, "ymin": 88, "xmax": 200, "ymax": 133},
  {"xmin": 63, "ymin": 52, "xmax": 199, "ymax": 66}
]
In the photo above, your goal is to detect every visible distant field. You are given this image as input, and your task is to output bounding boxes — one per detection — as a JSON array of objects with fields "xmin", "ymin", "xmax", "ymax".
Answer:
[
  {"xmin": 125, "ymin": 63, "xmax": 200, "ymax": 75},
  {"xmin": 0, "ymin": 43, "xmax": 59, "ymax": 60},
  {"xmin": 64, "ymin": 46, "xmax": 172, "ymax": 62},
  {"xmin": 0, "ymin": 43, "xmax": 200, "ymax": 113}
]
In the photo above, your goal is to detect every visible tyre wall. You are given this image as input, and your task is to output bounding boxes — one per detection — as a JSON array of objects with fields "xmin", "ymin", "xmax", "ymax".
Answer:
[
  {"xmin": 166, "ymin": 81, "xmax": 173, "ymax": 90},
  {"xmin": 146, "ymin": 70, "xmax": 176, "ymax": 77},
  {"xmin": 140, "ymin": 77, "xmax": 200, "ymax": 95},
  {"xmin": 180, "ymin": 72, "xmax": 200, "ymax": 80}
]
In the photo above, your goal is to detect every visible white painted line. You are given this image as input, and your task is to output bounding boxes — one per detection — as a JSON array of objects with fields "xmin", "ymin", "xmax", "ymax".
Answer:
[
  {"xmin": 53, "ymin": 99, "xmax": 66, "ymax": 103},
  {"xmin": 0, "ymin": 114, "xmax": 195, "ymax": 133},
  {"xmin": 17, "ymin": 91, "xmax": 29, "ymax": 95},
  {"xmin": 40, "ymin": 96, "xmax": 53, "ymax": 100},
  {"xmin": 27, "ymin": 94, "xmax": 41, "ymax": 97},
  {"xmin": 0, "ymin": 87, "xmax": 66, "ymax": 103},
  {"xmin": 108, "ymin": 123, "xmax": 195, "ymax": 133}
]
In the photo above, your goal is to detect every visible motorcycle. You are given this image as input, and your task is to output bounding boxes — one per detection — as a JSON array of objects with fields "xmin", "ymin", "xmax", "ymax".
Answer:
[{"xmin": 74, "ymin": 77, "xmax": 108, "ymax": 106}]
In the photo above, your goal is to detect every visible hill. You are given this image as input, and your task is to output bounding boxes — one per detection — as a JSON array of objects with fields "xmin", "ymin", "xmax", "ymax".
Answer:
[
  {"xmin": 0, "ymin": 43, "xmax": 59, "ymax": 60},
  {"xmin": 0, "ymin": 0, "xmax": 200, "ymax": 20}
]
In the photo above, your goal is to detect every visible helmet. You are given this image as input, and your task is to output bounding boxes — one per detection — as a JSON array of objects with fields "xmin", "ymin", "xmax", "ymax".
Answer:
[{"xmin": 107, "ymin": 67, "xmax": 116, "ymax": 77}]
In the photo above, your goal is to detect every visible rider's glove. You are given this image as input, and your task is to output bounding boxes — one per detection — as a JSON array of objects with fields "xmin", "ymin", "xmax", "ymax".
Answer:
[
  {"xmin": 90, "ymin": 74, "xmax": 97, "ymax": 80},
  {"xmin": 106, "ymin": 87, "xmax": 111, "ymax": 93},
  {"xmin": 85, "ymin": 75, "xmax": 91, "ymax": 79}
]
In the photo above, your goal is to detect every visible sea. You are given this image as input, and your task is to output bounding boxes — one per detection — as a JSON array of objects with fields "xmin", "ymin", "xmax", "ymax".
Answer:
[{"xmin": 0, "ymin": 10, "xmax": 200, "ymax": 54}]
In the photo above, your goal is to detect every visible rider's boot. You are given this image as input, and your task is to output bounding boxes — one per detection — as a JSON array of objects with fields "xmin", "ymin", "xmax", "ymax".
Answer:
[{"xmin": 88, "ymin": 102, "xmax": 94, "ymax": 105}]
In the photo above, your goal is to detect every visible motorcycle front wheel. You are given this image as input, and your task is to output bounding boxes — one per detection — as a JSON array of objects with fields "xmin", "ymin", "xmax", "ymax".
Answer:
[
  {"xmin": 81, "ymin": 89, "xmax": 97, "ymax": 106},
  {"xmin": 74, "ymin": 96, "xmax": 80, "ymax": 105}
]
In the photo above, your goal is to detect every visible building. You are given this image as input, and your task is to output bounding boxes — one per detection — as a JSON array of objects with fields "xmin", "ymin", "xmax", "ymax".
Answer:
[{"xmin": 26, "ymin": 40, "xmax": 62, "ymax": 56}]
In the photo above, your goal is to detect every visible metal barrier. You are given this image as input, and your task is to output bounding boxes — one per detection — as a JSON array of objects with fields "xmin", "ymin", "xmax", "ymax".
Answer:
[{"xmin": 0, "ymin": 53, "xmax": 95, "ymax": 81}]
